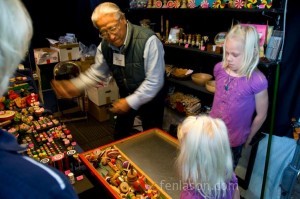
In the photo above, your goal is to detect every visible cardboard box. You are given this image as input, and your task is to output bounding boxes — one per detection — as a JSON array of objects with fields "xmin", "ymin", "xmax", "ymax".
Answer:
[
  {"xmin": 35, "ymin": 62, "xmax": 56, "ymax": 90},
  {"xmin": 34, "ymin": 48, "xmax": 59, "ymax": 65},
  {"xmin": 79, "ymin": 56, "xmax": 95, "ymax": 72},
  {"xmin": 50, "ymin": 43, "xmax": 80, "ymax": 61},
  {"xmin": 88, "ymin": 100, "xmax": 110, "ymax": 122},
  {"xmin": 87, "ymin": 80, "xmax": 119, "ymax": 106}
]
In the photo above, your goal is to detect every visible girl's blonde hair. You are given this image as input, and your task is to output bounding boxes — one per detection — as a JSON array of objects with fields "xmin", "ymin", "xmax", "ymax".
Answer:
[
  {"xmin": 222, "ymin": 24, "xmax": 260, "ymax": 78},
  {"xmin": 0, "ymin": 0, "xmax": 33, "ymax": 96},
  {"xmin": 91, "ymin": 2, "xmax": 124, "ymax": 29},
  {"xmin": 176, "ymin": 115, "xmax": 234, "ymax": 198}
]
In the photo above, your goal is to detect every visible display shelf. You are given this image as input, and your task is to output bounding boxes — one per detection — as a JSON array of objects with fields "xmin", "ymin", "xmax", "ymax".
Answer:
[
  {"xmin": 164, "ymin": 44, "xmax": 222, "ymax": 58},
  {"xmin": 165, "ymin": 45, "xmax": 279, "ymax": 68},
  {"xmin": 127, "ymin": 8, "xmax": 284, "ymax": 15},
  {"xmin": 126, "ymin": 2, "xmax": 284, "ymax": 113},
  {"xmin": 167, "ymin": 77, "xmax": 213, "ymax": 95},
  {"xmin": 127, "ymin": 6, "xmax": 284, "ymax": 33}
]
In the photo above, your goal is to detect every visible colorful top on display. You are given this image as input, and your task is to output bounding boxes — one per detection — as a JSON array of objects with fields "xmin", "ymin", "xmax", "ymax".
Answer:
[{"xmin": 130, "ymin": 0, "xmax": 273, "ymax": 9}]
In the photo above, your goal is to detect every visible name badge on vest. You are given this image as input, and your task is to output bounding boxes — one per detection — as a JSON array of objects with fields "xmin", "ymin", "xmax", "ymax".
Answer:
[{"xmin": 113, "ymin": 53, "xmax": 125, "ymax": 67}]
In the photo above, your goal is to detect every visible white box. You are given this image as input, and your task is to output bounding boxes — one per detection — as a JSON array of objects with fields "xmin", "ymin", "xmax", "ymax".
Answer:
[
  {"xmin": 34, "ymin": 48, "xmax": 59, "ymax": 65},
  {"xmin": 88, "ymin": 100, "xmax": 111, "ymax": 122},
  {"xmin": 87, "ymin": 80, "xmax": 119, "ymax": 106},
  {"xmin": 50, "ymin": 43, "xmax": 80, "ymax": 61}
]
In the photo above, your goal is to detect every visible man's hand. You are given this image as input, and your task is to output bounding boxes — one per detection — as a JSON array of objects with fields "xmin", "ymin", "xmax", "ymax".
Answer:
[
  {"xmin": 109, "ymin": 98, "xmax": 130, "ymax": 114},
  {"xmin": 51, "ymin": 80, "xmax": 82, "ymax": 98}
]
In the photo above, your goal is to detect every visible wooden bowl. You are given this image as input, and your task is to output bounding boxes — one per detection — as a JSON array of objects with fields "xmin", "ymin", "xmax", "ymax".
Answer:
[
  {"xmin": 0, "ymin": 110, "xmax": 15, "ymax": 122},
  {"xmin": 191, "ymin": 73, "xmax": 213, "ymax": 85},
  {"xmin": 205, "ymin": 80, "xmax": 216, "ymax": 93},
  {"xmin": 171, "ymin": 68, "xmax": 193, "ymax": 80},
  {"xmin": 171, "ymin": 68, "xmax": 188, "ymax": 78}
]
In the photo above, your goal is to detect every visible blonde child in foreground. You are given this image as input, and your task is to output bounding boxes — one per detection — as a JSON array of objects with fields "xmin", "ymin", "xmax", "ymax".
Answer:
[{"xmin": 177, "ymin": 115, "xmax": 240, "ymax": 199}]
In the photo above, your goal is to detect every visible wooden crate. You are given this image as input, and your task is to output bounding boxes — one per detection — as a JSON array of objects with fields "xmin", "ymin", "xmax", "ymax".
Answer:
[{"xmin": 79, "ymin": 128, "xmax": 180, "ymax": 198}]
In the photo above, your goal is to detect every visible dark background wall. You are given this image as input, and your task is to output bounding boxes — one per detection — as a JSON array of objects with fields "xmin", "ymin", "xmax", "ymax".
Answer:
[
  {"xmin": 274, "ymin": 0, "xmax": 300, "ymax": 136},
  {"xmin": 22, "ymin": 0, "xmax": 97, "ymax": 48}
]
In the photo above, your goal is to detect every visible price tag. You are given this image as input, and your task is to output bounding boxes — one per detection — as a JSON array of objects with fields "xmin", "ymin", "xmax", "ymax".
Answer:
[
  {"xmin": 76, "ymin": 175, "xmax": 84, "ymax": 181},
  {"xmin": 64, "ymin": 170, "xmax": 71, "ymax": 175}
]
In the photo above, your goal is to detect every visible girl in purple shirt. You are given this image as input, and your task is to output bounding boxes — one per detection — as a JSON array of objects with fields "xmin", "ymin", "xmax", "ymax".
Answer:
[
  {"xmin": 210, "ymin": 24, "xmax": 269, "ymax": 168},
  {"xmin": 176, "ymin": 115, "xmax": 240, "ymax": 199}
]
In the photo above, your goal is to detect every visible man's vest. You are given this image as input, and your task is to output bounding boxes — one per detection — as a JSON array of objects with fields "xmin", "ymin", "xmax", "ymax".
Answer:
[{"xmin": 101, "ymin": 22, "xmax": 154, "ymax": 98}]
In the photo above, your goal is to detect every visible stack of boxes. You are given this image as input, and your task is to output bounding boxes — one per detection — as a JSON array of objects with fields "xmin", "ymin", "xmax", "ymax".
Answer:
[
  {"xmin": 87, "ymin": 80, "xmax": 119, "ymax": 122},
  {"xmin": 34, "ymin": 48, "xmax": 59, "ymax": 112},
  {"xmin": 34, "ymin": 35, "xmax": 119, "ymax": 122},
  {"xmin": 33, "ymin": 36, "xmax": 81, "ymax": 113}
]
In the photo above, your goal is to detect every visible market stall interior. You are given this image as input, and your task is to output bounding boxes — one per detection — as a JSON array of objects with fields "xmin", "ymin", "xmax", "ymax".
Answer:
[{"xmin": 10, "ymin": 0, "xmax": 300, "ymax": 198}]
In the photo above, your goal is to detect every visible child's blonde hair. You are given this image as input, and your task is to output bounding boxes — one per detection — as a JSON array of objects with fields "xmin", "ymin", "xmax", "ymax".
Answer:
[
  {"xmin": 176, "ymin": 115, "xmax": 234, "ymax": 198},
  {"xmin": 223, "ymin": 24, "xmax": 260, "ymax": 78}
]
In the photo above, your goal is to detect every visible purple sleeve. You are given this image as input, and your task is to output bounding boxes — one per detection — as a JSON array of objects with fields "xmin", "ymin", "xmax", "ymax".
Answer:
[
  {"xmin": 250, "ymin": 70, "xmax": 268, "ymax": 94},
  {"xmin": 231, "ymin": 173, "xmax": 238, "ymax": 185},
  {"xmin": 227, "ymin": 173, "xmax": 239, "ymax": 199},
  {"xmin": 213, "ymin": 62, "xmax": 223, "ymax": 78},
  {"xmin": 180, "ymin": 174, "xmax": 238, "ymax": 199}
]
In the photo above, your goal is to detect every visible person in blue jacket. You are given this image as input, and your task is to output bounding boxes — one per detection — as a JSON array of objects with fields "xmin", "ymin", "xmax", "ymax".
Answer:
[{"xmin": 0, "ymin": 0, "xmax": 78, "ymax": 198}]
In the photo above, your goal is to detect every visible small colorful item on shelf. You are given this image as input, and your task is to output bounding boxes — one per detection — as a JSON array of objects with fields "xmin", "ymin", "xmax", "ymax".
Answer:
[
  {"xmin": 155, "ymin": 0, "xmax": 163, "ymax": 8},
  {"xmin": 34, "ymin": 107, "xmax": 44, "ymax": 117},
  {"xmin": 44, "ymin": 117, "xmax": 53, "ymax": 127},
  {"xmin": 14, "ymin": 97, "xmax": 27, "ymax": 108},
  {"xmin": 227, "ymin": 0, "xmax": 235, "ymax": 8},
  {"xmin": 52, "ymin": 118, "xmax": 60, "ymax": 126},
  {"xmin": 19, "ymin": 123, "xmax": 31, "ymax": 133},
  {"xmin": 187, "ymin": 0, "xmax": 196, "ymax": 8},
  {"xmin": 63, "ymin": 128, "xmax": 71, "ymax": 135},
  {"xmin": 174, "ymin": 0, "xmax": 181, "ymax": 8},
  {"xmin": 259, "ymin": 0, "xmax": 272, "ymax": 9},
  {"xmin": 234, "ymin": 0, "xmax": 244, "ymax": 9},
  {"xmin": 9, "ymin": 82, "xmax": 29, "ymax": 91},
  {"xmin": 7, "ymin": 127, "xmax": 18, "ymax": 137},
  {"xmin": 166, "ymin": 0, "xmax": 176, "ymax": 8},
  {"xmin": 181, "ymin": 0, "xmax": 187, "ymax": 8},
  {"xmin": 245, "ymin": 0, "xmax": 257, "ymax": 8},
  {"xmin": 0, "ymin": 97, "xmax": 5, "ymax": 111},
  {"xmin": 147, "ymin": 0, "xmax": 153, "ymax": 8},
  {"xmin": 8, "ymin": 90, "xmax": 19, "ymax": 100},
  {"xmin": 212, "ymin": 0, "xmax": 225, "ymax": 8},
  {"xmin": 7, "ymin": 99, "xmax": 17, "ymax": 110},
  {"xmin": 161, "ymin": 0, "xmax": 167, "ymax": 8},
  {"xmin": 52, "ymin": 153, "xmax": 65, "ymax": 172},
  {"xmin": 13, "ymin": 112, "xmax": 22, "ymax": 123},
  {"xmin": 21, "ymin": 114, "xmax": 34, "ymax": 125},
  {"xmin": 129, "ymin": 0, "xmax": 148, "ymax": 8},
  {"xmin": 33, "ymin": 120, "xmax": 41, "ymax": 130},
  {"xmin": 200, "ymin": 0, "xmax": 210, "ymax": 8},
  {"xmin": 15, "ymin": 76, "xmax": 28, "ymax": 81},
  {"xmin": 26, "ymin": 93, "xmax": 38, "ymax": 106},
  {"xmin": 171, "ymin": 67, "xmax": 193, "ymax": 79}
]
